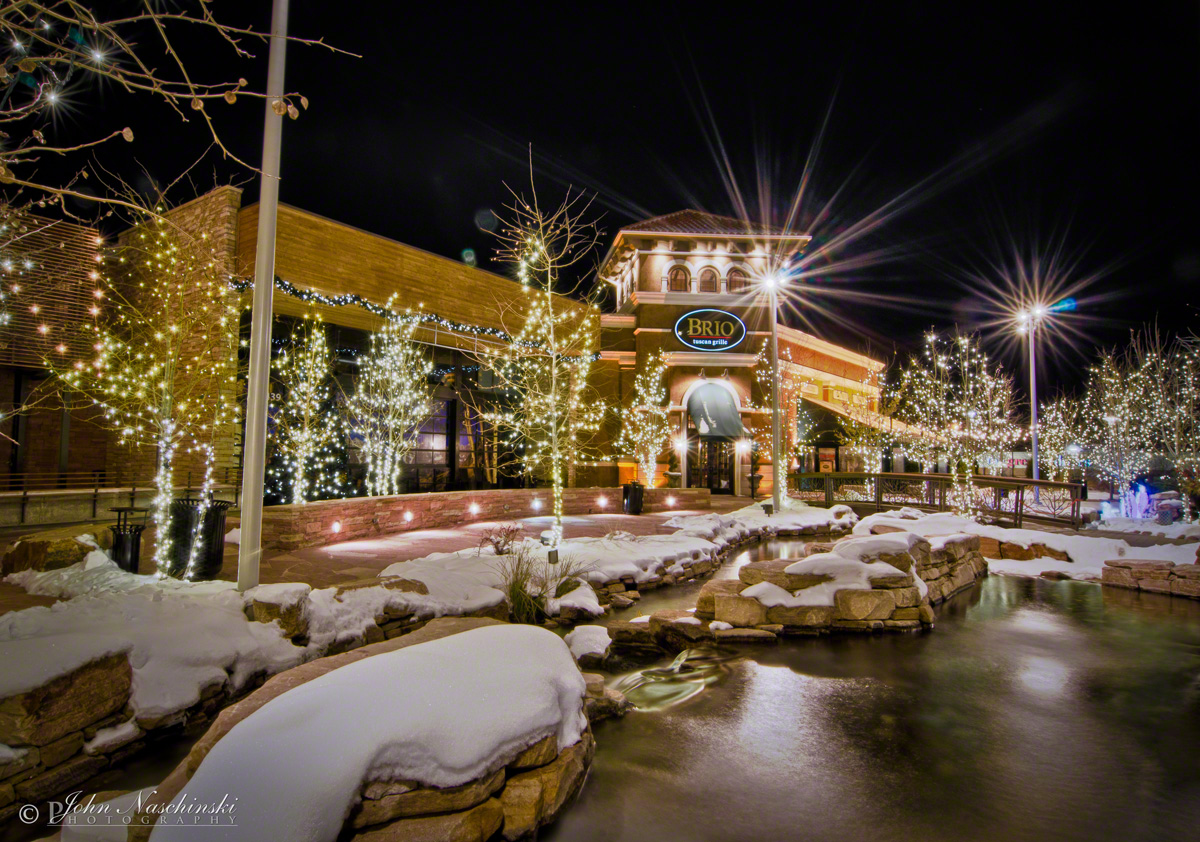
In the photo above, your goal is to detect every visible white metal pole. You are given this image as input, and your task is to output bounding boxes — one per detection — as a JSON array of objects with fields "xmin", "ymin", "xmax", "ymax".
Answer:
[
  {"xmin": 1029, "ymin": 319, "xmax": 1040, "ymax": 503},
  {"xmin": 237, "ymin": 0, "xmax": 289, "ymax": 592},
  {"xmin": 769, "ymin": 285, "xmax": 784, "ymax": 512}
]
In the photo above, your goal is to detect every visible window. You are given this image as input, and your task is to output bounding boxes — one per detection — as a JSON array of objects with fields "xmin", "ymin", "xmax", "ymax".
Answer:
[
  {"xmin": 726, "ymin": 267, "xmax": 749, "ymax": 293},
  {"xmin": 668, "ymin": 266, "xmax": 690, "ymax": 292},
  {"xmin": 698, "ymin": 268, "xmax": 718, "ymax": 292}
]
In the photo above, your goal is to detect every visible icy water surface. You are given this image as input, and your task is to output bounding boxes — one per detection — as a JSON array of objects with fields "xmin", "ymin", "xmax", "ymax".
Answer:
[{"xmin": 552, "ymin": 556, "xmax": 1200, "ymax": 842}]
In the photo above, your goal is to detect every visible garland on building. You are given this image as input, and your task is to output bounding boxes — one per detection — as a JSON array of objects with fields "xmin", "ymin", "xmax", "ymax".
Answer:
[{"xmin": 229, "ymin": 275, "xmax": 601, "ymax": 361}]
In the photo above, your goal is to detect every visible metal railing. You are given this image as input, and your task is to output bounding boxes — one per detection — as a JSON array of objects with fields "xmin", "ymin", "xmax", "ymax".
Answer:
[
  {"xmin": 0, "ymin": 468, "xmax": 242, "ymax": 524},
  {"xmin": 789, "ymin": 471, "xmax": 1084, "ymax": 529}
]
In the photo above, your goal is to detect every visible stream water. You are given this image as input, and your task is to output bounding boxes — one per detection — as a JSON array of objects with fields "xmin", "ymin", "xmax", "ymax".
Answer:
[{"xmin": 548, "ymin": 539, "xmax": 1200, "ymax": 842}]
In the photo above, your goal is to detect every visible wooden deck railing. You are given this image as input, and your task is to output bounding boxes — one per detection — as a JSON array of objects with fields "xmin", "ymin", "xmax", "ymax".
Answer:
[{"xmin": 789, "ymin": 471, "xmax": 1084, "ymax": 529}]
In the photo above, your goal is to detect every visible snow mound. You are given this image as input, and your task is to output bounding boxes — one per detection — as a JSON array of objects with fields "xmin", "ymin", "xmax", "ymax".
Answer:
[
  {"xmin": 854, "ymin": 509, "xmax": 1199, "ymax": 581},
  {"xmin": 564, "ymin": 625, "xmax": 610, "ymax": 660},
  {"xmin": 0, "ymin": 590, "xmax": 302, "ymax": 716},
  {"xmin": 6, "ymin": 554, "xmax": 236, "ymax": 600},
  {"xmin": 154, "ymin": 624, "xmax": 586, "ymax": 842}
]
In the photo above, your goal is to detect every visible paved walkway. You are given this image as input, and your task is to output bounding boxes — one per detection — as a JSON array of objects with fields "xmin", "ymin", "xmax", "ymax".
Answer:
[{"xmin": 216, "ymin": 497, "xmax": 748, "ymax": 589}]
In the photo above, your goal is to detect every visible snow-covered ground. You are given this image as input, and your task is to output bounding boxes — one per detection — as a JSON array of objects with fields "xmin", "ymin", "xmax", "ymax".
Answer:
[
  {"xmin": 152, "ymin": 624, "xmax": 586, "ymax": 842},
  {"xmin": 0, "ymin": 586, "xmax": 301, "ymax": 720},
  {"xmin": 1086, "ymin": 514, "xmax": 1200, "ymax": 540},
  {"xmin": 855, "ymin": 510, "xmax": 1199, "ymax": 581},
  {"xmin": 0, "ymin": 500, "xmax": 858, "ymax": 734}
]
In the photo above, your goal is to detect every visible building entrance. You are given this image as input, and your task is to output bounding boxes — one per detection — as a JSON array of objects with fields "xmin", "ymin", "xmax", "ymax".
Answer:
[{"xmin": 690, "ymin": 439, "xmax": 735, "ymax": 494}]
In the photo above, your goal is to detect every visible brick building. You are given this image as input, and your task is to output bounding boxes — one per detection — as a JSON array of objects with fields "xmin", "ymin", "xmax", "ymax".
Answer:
[{"xmin": 0, "ymin": 192, "xmax": 884, "ymax": 505}]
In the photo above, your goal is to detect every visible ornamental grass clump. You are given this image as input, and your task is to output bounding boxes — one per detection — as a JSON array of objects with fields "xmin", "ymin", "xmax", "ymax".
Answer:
[{"xmin": 493, "ymin": 541, "xmax": 594, "ymax": 625}]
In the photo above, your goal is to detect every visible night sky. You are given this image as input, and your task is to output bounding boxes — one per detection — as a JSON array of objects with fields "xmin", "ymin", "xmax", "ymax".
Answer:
[{"xmin": 56, "ymin": 2, "xmax": 1200, "ymax": 394}]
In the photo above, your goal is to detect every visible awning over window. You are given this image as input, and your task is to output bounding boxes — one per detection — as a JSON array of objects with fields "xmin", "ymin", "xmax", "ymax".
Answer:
[{"xmin": 687, "ymin": 383, "xmax": 746, "ymax": 439}]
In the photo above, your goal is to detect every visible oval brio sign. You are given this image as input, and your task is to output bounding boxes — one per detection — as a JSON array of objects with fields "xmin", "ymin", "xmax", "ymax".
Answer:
[{"xmin": 674, "ymin": 309, "xmax": 747, "ymax": 352}]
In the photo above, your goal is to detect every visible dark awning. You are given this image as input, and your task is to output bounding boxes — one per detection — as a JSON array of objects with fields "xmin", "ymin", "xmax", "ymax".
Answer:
[{"xmin": 687, "ymin": 383, "xmax": 746, "ymax": 439}]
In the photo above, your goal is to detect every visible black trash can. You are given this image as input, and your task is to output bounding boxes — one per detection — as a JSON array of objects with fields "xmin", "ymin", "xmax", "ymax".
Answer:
[
  {"xmin": 109, "ymin": 523, "xmax": 147, "ymax": 574},
  {"xmin": 622, "ymin": 481, "xmax": 645, "ymax": 515},
  {"xmin": 166, "ymin": 498, "xmax": 233, "ymax": 580}
]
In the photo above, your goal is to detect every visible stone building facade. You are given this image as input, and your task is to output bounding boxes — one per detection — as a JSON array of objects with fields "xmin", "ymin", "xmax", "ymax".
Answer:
[{"xmin": 594, "ymin": 210, "xmax": 886, "ymax": 496}]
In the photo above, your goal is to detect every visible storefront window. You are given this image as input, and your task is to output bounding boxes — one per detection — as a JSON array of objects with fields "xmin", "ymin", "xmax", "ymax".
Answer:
[
  {"xmin": 668, "ymin": 266, "xmax": 690, "ymax": 292},
  {"xmin": 727, "ymin": 267, "xmax": 748, "ymax": 292}
]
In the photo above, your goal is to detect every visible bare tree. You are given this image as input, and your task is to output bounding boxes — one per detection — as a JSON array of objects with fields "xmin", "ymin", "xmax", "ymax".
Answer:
[
  {"xmin": 468, "ymin": 176, "xmax": 603, "ymax": 548},
  {"xmin": 43, "ymin": 208, "xmax": 239, "ymax": 575},
  {"xmin": 0, "ymin": 1, "xmax": 349, "ymax": 217}
]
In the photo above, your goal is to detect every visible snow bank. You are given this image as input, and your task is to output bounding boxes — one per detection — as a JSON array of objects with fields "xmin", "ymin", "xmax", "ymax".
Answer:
[
  {"xmin": 854, "ymin": 510, "xmax": 1199, "ymax": 581},
  {"xmin": 0, "ymin": 590, "xmax": 302, "ymax": 716},
  {"xmin": 6, "ymin": 553, "xmax": 236, "ymax": 600},
  {"xmin": 665, "ymin": 502, "xmax": 856, "ymax": 546},
  {"xmin": 153, "ymin": 625, "xmax": 586, "ymax": 842},
  {"xmin": 564, "ymin": 625, "xmax": 610, "ymax": 660},
  {"xmin": 1089, "ymin": 515, "xmax": 1200, "ymax": 540}
]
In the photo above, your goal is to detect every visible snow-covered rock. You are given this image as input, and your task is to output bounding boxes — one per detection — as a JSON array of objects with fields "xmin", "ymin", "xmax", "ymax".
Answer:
[{"xmin": 152, "ymin": 624, "xmax": 588, "ymax": 842}]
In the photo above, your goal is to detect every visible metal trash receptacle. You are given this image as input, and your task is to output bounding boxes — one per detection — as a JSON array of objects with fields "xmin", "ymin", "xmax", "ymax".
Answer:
[
  {"xmin": 622, "ymin": 481, "xmax": 645, "ymax": 515},
  {"xmin": 166, "ymin": 498, "xmax": 233, "ymax": 580}
]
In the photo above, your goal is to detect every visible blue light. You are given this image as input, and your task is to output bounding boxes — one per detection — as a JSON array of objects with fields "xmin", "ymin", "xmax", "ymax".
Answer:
[{"xmin": 1049, "ymin": 297, "xmax": 1077, "ymax": 313}]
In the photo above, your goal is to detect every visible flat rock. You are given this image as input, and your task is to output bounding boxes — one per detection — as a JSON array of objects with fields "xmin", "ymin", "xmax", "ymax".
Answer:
[
  {"xmin": 738, "ymin": 559, "xmax": 832, "ymax": 591},
  {"xmin": 713, "ymin": 628, "xmax": 778, "ymax": 644},
  {"xmin": 765, "ymin": 604, "xmax": 834, "ymax": 628},
  {"xmin": 354, "ymin": 768, "xmax": 505, "ymax": 827},
  {"xmin": 351, "ymin": 796, "xmax": 503, "ymax": 842},
  {"xmin": 510, "ymin": 735, "xmax": 558, "ymax": 771}
]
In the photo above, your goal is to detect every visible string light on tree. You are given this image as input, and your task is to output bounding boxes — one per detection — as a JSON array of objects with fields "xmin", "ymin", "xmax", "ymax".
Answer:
[
  {"xmin": 267, "ymin": 309, "xmax": 344, "ymax": 504},
  {"xmin": 469, "ymin": 180, "xmax": 604, "ymax": 549},
  {"xmin": 615, "ymin": 349, "xmax": 671, "ymax": 486},
  {"xmin": 342, "ymin": 296, "xmax": 435, "ymax": 497}
]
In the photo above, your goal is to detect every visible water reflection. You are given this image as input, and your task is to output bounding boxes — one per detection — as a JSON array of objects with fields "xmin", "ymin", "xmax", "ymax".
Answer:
[
  {"xmin": 614, "ymin": 646, "xmax": 738, "ymax": 711},
  {"xmin": 549, "ymin": 557, "xmax": 1200, "ymax": 842}
]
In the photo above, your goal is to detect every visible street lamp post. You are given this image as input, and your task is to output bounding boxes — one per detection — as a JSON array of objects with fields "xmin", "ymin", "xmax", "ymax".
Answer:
[
  {"xmin": 1027, "ymin": 314, "xmax": 1040, "ymax": 495},
  {"xmin": 765, "ymin": 274, "xmax": 784, "ymax": 513},
  {"xmin": 1015, "ymin": 297, "xmax": 1075, "ymax": 506}
]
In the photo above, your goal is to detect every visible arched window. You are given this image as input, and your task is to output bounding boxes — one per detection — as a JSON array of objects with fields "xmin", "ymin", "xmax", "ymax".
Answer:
[
  {"xmin": 726, "ymin": 267, "xmax": 749, "ymax": 293},
  {"xmin": 668, "ymin": 266, "xmax": 690, "ymax": 292},
  {"xmin": 698, "ymin": 267, "xmax": 718, "ymax": 292}
]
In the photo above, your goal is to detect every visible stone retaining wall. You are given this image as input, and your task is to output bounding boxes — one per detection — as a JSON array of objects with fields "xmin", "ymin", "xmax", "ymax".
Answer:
[
  {"xmin": 262, "ymin": 487, "xmax": 712, "ymax": 551},
  {"xmin": 1101, "ymin": 560, "xmax": 1200, "ymax": 598},
  {"xmin": 116, "ymin": 618, "xmax": 610, "ymax": 842}
]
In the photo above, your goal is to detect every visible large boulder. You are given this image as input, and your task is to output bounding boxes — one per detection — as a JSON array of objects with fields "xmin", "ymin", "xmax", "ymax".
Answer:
[
  {"xmin": 834, "ymin": 589, "xmax": 896, "ymax": 621},
  {"xmin": 738, "ymin": 559, "xmax": 832, "ymax": 591},
  {"xmin": 1, "ymin": 527, "xmax": 111, "ymax": 575},
  {"xmin": 695, "ymin": 579, "xmax": 744, "ymax": 618},
  {"xmin": 713, "ymin": 594, "xmax": 769, "ymax": 627},
  {"xmin": 0, "ymin": 652, "xmax": 131, "ymax": 746}
]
